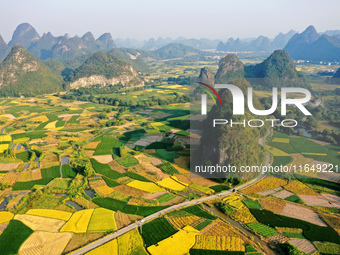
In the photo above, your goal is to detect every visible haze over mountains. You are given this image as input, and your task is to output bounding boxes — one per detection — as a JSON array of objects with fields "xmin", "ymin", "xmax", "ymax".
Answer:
[{"xmin": 1, "ymin": 23, "xmax": 340, "ymax": 63}]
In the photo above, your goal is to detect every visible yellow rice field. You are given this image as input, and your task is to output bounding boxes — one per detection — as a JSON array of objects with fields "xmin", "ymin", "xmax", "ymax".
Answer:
[
  {"xmin": 0, "ymin": 144, "xmax": 9, "ymax": 153},
  {"xmin": 0, "ymin": 135, "xmax": 11, "ymax": 142},
  {"xmin": 193, "ymin": 236, "xmax": 245, "ymax": 251},
  {"xmin": 44, "ymin": 120, "xmax": 57, "ymax": 130},
  {"xmin": 29, "ymin": 115, "xmax": 49, "ymax": 122},
  {"xmin": 264, "ymin": 145, "xmax": 289, "ymax": 156},
  {"xmin": 241, "ymin": 178, "xmax": 288, "ymax": 195},
  {"xmin": 0, "ymin": 211, "xmax": 14, "ymax": 223},
  {"xmin": 117, "ymin": 229, "xmax": 147, "ymax": 255},
  {"xmin": 284, "ymin": 180, "xmax": 319, "ymax": 195},
  {"xmin": 87, "ymin": 208, "xmax": 117, "ymax": 232},
  {"xmin": 272, "ymin": 138, "xmax": 290, "ymax": 143},
  {"xmin": 147, "ymin": 226, "xmax": 199, "ymax": 255},
  {"xmin": 61, "ymin": 209, "xmax": 94, "ymax": 233},
  {"xmin": 26, "ymin": 209, "xmax": 72, "ymax": 221},
  {"xmin": 127, "ymin": 180, "xmax": 165, "ymax": 193},
  {"xmin": 157, "ymin": 177, "xmax": 186, "ymax": 191}
]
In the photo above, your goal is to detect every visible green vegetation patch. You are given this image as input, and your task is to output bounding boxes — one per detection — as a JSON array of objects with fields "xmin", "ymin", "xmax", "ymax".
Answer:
[
  {"xmin": 140, "ymin": 218, "xmax": 177, "ymax": 247},
  {"xmin": 243, "ymin": 199, "xmax": 262, "ymax": 209},
  {"xmin": 0, "ymin": 220, "xmax": 34, "ymax": 255},
  {"xmin": 93, "ymin": 136, "xmax": 119, "ymax": 156},
  {"xmin": 209, "ymin": 185, "xmax": 230, "ymax": 193},
  {"xmin": 118, "ymin": 129, "xmax": 146, "ymax": 141},
  {"xmin": 247, "ymin": 223, "xmax": 278, "ymax": 237},
  {"xmin": 124, "ymin": 172, "xmax": 151, "ymax": 182},
  {"xmin": 12, "ymin": 178, "xmax": 53, "ymax": 191},
  {"xmin": 156, "ymin": 193, "xmax": 177, "ymax": 203},
  {"xmin": 61, "ymin": 165, "xmax": 77, "ymax": 178},
  {"xmin": 285, "ymin": 194, "xmax": 304, "ymax": 204},
  {"xmin": 91, "ymin": 158, "xmax": 125, "ymax": 179},
  {"xmin": 181, "ymin": 205, "xmax": 217, "ymax": 220},
  {"xmin": 315, "ymin": 242, "xmax": 340, "ymax": 255},
  {"xmin": 190, "ymin": 249, "xmax": 245, "ymax": 255},
  {"xmin": 284, "ymin": 232, "xmax": 305, "ymax": 239},
  {"xmin": 41, "ymin": 165, "xmax": 61, "ymax": 179},
  {"xmin": 116, "ymin": 157, "xmax": 139, "ymax": 167},
  {"xmin": 157, "ymin": 162, "xmax": 179, "ymax": 175},
  {"xmin": 102, "ymin": 176, "xmax": 120, "ymax": 187},
  {"xmin": 250, "ymin": 209, "xmax": 340, "ymax": 244},
  {"xmin": 272, "ymin": 156, "xmax": 293, "ymax": 167},
  {"xmin": 194, "ymin": 219, "xmax": 213, "ymax": 231},
  {"xmin": 16, "ymin": 151, "xmax": 30, "ymax": 162},
  {"xmin": 155, "ymin": 149, "xmax": 178, "ymax": 162}
]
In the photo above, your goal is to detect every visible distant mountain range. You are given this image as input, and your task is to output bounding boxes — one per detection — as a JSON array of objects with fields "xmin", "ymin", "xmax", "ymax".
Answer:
[
  {"xmin": 0, "ymin": 23, "xmax": 116, "ymax": 62},
  {"xmin": 284, "ymin": 25, "xmax": 340, "ymax": 62},
  {"xmin": 216, "ymin": 30, "xmax": 296, "ymax": 52}
]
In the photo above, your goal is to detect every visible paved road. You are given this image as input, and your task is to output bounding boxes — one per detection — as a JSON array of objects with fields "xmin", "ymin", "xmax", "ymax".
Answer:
[{"xmin": 71, "ymin": 130, "xmax": 272, "ymax": 255}]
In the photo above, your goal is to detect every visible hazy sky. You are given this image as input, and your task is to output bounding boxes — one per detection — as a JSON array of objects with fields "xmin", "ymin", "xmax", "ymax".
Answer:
[{"xmin": 0, "ymin": 0, "xmax": 339, "ymax": 42}]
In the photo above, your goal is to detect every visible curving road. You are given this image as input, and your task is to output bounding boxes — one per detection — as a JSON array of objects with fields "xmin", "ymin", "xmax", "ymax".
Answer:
[{"xmin": 71, "ymin": 129, "xmax": 272, "ymax": 255}]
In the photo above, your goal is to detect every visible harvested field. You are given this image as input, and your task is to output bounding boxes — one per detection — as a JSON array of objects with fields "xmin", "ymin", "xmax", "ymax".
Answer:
[
  {"xmin": 1, "ymin": 114, "xmax": 16, "ymax": 120},
  {"xmin": 143, "ymin": 191, "xmax": 167, "ymax": 200},
  {"xmin": 186, "ymin": 173, "xmax": 217, "ymax": 187},
  {"xmin": 259, "ymin": 197, "xmax": 287, "ymax": 214},
  {"xmin": 150, "ymin": 157, "xmax": 162, "ymax": 166},
  {"xmin": 257, "ymin": 187, "xmax": 283, "ymax": 196},
  {"xmin": 168, "ymin": 215, "xmax": 200, "ymax": 229},
  {"xmin": 14, "ymin": 214, "xmax": 65, "ymax": 232},
  {"xmin": 63, "ymin": 232, "xmax": 105, "ymax": 254},
  {"xmin": 6, "ymin": 194, "xmax": 24, "ymax": 209},
  {"xmin": 317, "ymin": 171, "xmax": 340, "ymax": 182},
  {"xmin": 93, "ymin": 155, "xmax": 113, "ymax": 164},
  {"xmin": 290, "ymin": 154, "xmax": 314, "ymax": 167},
  {"xmin": 280, "ymin": 203, "xmax": 327, "ymax": 227},
  {"xmin": 89, "ymin": 179, "xmax": 107, "ymax": 188},
  {"xmin": 108, "ymin": 160, "xmax": 127, "ymax": 174},
  {"xmin": 174, "ymin": 174, "xmax": 193, "ymax": 185},
  {"xmin": 84, "ymin": 142, "xmax": 101, "ymax": 150},
  {"xmin": 32, "ymin": 168, "xmax": 42, "ymax": 180},
  {"xmin": 202, "ymin": 219, "xmax": 244, "ymax": 239},
  {"xmin": 85, "ymin": 150, "xmax": 95, "ymax": 157},
  {"xmin": 114, "ymin": 184, "xmax": 148, "ymax": 197},
  {"xmin": 2, "ymin": 171, "xmax": 18, "ymax": 185},
  {"xmin": 289, "ymin": 239, "xmax": 317, "ymax": 254},
  {"xmin": 115, "ymin": 211, "xmax": 131, "ymax": 229},
  {"xmin": 19, "ymin": 231, "xmax": 73, "ymax": 255},
  {"xmin": 273, "ymin": 189, "xmax": 294, "ymax": 199},
  {"xmin": 0, "ymin": 163, "xmax": 20, "ymax": 171},
  {"xmin": 55, "ymin": 204, "xmax": 76, "ymax": 213},
  {"xmin": 299, "ymin": 195, "xmax": 335, "ymax": 207},
  {"xmin": 134, "ymin": 154, "xmax": 152, "ymax": 164},
  {"xmin": 284, "ymin": 180, "xmax": 319, "ymax": 195},
  {"xmin": 322, "ymin": 194, "xmax": 340, "ymax": 208}
]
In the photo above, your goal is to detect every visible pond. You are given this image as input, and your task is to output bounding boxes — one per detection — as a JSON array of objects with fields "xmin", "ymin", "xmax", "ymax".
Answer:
[
  {"xmin": 0, "ymin": 195, "xmax": 17, "ymax": 210},
  {"xmin": 23, "ymin": 163, "xmax": 30, "ymax": 170},
  {"xmin": 295, "ymin": 128, "xmax": 313, "ymax": 138},
  {"xmin": 84, "ymin": 189, "xmax": 95, "ymax": 198},
  {"xmin": 66, "ymin": 201, "xmax": 83, "ymax": 211},
  {"xmin": 61, "ymin": 157, "xmax": 70, "ymax": 165},
  {"xmin": 88, "ymin": 137, "xmax": 95, "ymax": 142}
]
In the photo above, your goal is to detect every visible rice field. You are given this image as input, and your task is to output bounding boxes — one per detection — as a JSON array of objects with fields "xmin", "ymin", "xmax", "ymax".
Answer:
[
  {"xmin": 14, "ymin": 214, "xmax": 65, "ymax": 232},
  {"xmin": 0, "ymin": 212, "xmax": 14, "ymax": 224},
  {"xmin": 147, "ymin": 226, "xmax": 199, "ymax": 255},
  {"xmin": 127, "ymin": 180, "xmax": 165, "ymax": 193},
  {"xmin": 26, "ymin": 209, "xmax": 72, "ymax": 221},
  {"xmin": 87, "ymin": 208, "xmax": 117, "ymax": 232},
  {"xmin": 157, "ymin": 177, "xmax": 186, "ymax": 191},
  {"xmin": 60, "ymin": 209, "xmax": 94, "ymax": 233},
  {"xmin": 193, "ymin": 236, "xmax": 245, "ymax": 251}
]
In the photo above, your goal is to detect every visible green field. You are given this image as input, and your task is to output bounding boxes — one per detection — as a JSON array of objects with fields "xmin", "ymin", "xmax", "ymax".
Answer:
[
  {"xmin": 156, "ymin": 193, "xmax": 176, "ymax": 203},
  {"xmin": 12, "ymin": 178, "xmax": 53, "ymax": 191},
  {"xmin": 247, "ymin": 223, "xmax": 278, "ymax": 237},
  {"xmin": 181, "ymin": 205, "xmax": 217, "ymax": 220},
  {"xmin": 209, "ymin": 185, "xmax": 230, "ymax": 193},
  {"xmin": 284, "ymin": 232, "xmax": 305, "ymax": 239},
  {"xmin": 157, "ymin": 162, "xmax": 179, "ymax": 175},
  {"xmin": 102, "ymin": 176, "xmax": 120, "ymax": 187},
  {"xmin": 124, "ymin": 172, "xmax": 151, "ymax": 182},
  {"xmin": 41, "ymin": 165, "xmax": 61, "ymax": 179},
  {"xmin": 61, "ymin": 165, "xmax": 77, "ymax": 178},
  {"xmin": 91, "ymin": 158, "xmax": 125, "ymax": 179},
  {"xmin": 194, "ymin": 219, "xmax": 213, "ymax": 231},
  {"xmin": 190, "ymin": 249, "xmax": 245, "ymax": 255},
  {"xmin": 116, "ymin": 157, "xmax": 139, "ymax": 167},
  {"xmin": 139, "ymin": 218, "xmax": 177, "ymax": 247},
  {"xmin": 0, "ymin": 220, "xmax": 34, "ymax": 255},
  {"xmin": 93, "ymin": 136, "xmax": 119, "ymax": 155},
  {"xmin": 243, "ymin": 199, "xmax": 262, "ymax": 209}
]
